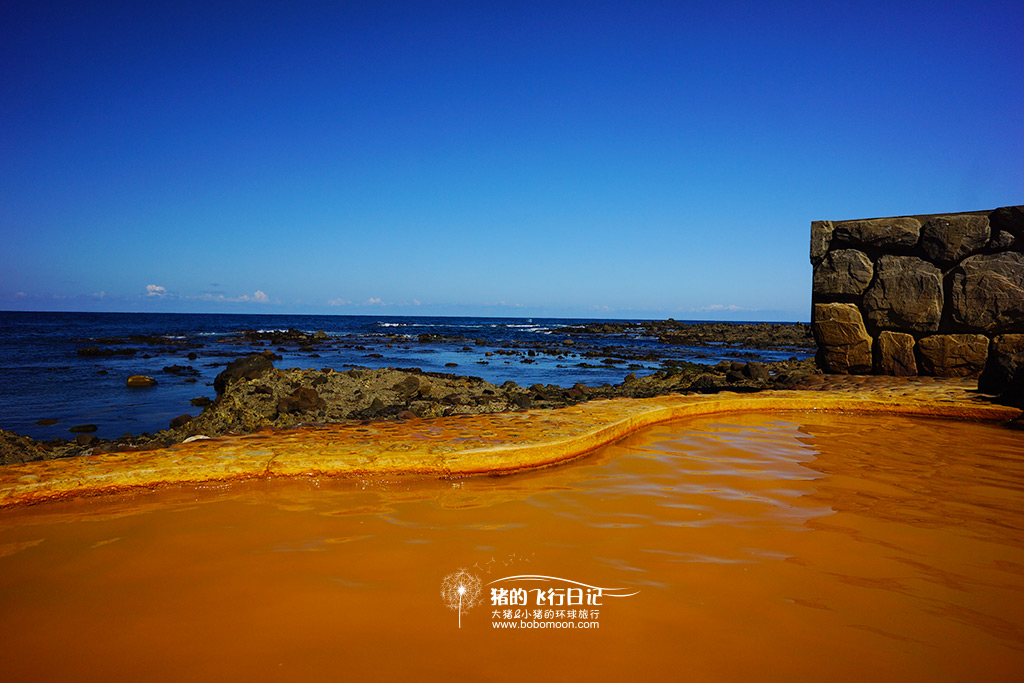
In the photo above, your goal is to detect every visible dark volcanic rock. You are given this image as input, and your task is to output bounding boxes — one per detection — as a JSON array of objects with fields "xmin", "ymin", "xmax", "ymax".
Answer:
[
  {"xmin": 214, "ymin": 353, "xmax": 275, "ymax": 395},
  {"xmin": 277, "ymin": 387, "xmax": 326, "ymax": 415},
  {"xmin": 950, "ymin": 252, "xmax": 1024, "ymax": 333},
  {"xmin": 190, "ymin": 396, "xmax": 213, "ymax": 408},
  {"xmin": 0, "ymin": 430, "xmax": 50, "ymax": 465},
  {"xmin": 744, "ymin": 362, "xmax": 769, "ymax": 381},
  {"xmin": 163, "ymin": 365, "xmax": 199, "ymax": 376},
  {"xmin": 126, "ymin": 375, "xmax": 158, "ymax": 388},
  {"xmin": 169, "ymin": 414, "xmax": 194, "ymax": 429},
  {"xmin": 812, "ymin": 249, "xmax": 874, "ymax": 296},
  {"xmin": 69, "ymin": 424, "xmax": 98, "ymax": 433},
  {"xmin": 920, "ymin": 215, "xmax": 990, "ymax": 265},
  {"xmin": 77, "ymin": 346, "xmax": 136, "ymax": 357},
  {"xmin": 862, "ymin": 255, "xmax": 943, "ymax": 333}
]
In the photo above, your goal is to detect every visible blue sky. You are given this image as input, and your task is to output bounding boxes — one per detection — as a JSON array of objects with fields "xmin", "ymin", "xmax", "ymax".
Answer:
[{"xmin": 2, "ymin": 1, "xmax": 1021, "ymax": 321}]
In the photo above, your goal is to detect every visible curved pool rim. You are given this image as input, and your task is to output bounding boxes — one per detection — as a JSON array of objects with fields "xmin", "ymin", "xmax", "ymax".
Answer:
[{"xmin": 1, "ymin": 383, "xmax": 1020, "ymax": 508}]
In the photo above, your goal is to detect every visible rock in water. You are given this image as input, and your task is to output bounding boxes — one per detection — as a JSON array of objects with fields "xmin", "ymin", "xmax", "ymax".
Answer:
[
  {"xmin": 69, "ymin": 424, "xmax": 98, "ymax": 433},
  {"xmin": 213, "ymin": 354, "xmax": 275, "ymax": 395},
  {"xmin": 126, "ymin": 375, "xmax": 158, "ymax": 387}
]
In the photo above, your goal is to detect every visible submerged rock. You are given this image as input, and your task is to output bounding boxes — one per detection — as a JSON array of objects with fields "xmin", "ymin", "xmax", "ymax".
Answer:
[{"xmin": 69, "ymin": 424, "xmax": 98, "ymax": 433}]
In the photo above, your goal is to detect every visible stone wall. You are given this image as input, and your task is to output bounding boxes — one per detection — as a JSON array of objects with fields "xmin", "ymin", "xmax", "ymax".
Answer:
[{"xmin": 810, "ymin": 205, "xmax": 1024, "ymax": 376}]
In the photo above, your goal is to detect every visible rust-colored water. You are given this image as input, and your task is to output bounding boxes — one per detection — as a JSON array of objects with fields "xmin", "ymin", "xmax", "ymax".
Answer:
[{"xmin": 1, "ymin": 412, "xmax": 1022, "ymax": 682}]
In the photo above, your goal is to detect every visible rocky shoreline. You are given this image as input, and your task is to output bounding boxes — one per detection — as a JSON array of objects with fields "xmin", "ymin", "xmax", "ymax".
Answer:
[
  {"xmin": 10, "ymin": 318, "xmax": 1017, "ymax": 468},
  {"xmin": 0, "ymin": 320, "xmax": 820, "ymax": 466},
  {"xmin": 554, "ymin": 319, "xmax": 815, "ymax": 350}
]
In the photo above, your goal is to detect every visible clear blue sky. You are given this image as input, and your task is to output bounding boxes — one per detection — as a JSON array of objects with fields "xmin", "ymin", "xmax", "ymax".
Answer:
[{"xmin": 2, "ymin": 1, "xmax": 1021, "ymax": 321}]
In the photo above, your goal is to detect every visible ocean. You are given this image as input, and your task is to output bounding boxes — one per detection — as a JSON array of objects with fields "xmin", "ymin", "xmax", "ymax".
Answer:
[{"xmin": 0, "ymin": 311, "xmax": 812, "ymax": 441}]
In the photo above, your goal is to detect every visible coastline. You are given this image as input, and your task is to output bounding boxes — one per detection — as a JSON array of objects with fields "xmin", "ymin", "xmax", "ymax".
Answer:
[
  {"xmin": 1, "ymin": 377, "xmax": 1019, "ymax": 509},
  {"xmin": 0, "ymin": 317, "xmax": 816, "ymax": 463}
]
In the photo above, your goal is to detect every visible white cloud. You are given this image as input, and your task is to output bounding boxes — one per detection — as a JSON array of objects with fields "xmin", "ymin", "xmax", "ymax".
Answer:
[
  {"xmin": 691, "ymin": 304, "xmax": 751, "ymax": 312},
  {"xmin": 146, "ymin": 284, "xmax": 168, "ymax": 297},
  {"xmin": 412, "ymin": 299, "xmax": 421, "ymax": 306},
  {"xmin": 327, "ymin": 297, "xmax": 352, "ymax": 306},
  {"xmin": 93, "ymin": 291, "xmax": 106, "ymax": 298},
  {"xmin": 366, "ymin": 297, "xmax": 383, "ymax": 305},
  {"xmin": 189, "ymin": 289, "xmax": 272, "ymax": 304}
]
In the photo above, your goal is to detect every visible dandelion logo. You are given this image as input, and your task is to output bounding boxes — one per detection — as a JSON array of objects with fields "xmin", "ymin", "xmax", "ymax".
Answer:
[{"xmin": 440, "ymin": 568, "xmax": 482, "ymax": 628}]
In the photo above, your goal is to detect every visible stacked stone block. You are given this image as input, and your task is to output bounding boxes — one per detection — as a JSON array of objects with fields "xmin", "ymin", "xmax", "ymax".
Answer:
[{"xmin": 810, "ymin": 205, "xmax": 1024, "ymax": 376}]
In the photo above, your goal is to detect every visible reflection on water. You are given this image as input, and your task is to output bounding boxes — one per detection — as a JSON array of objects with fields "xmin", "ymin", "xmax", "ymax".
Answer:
[{"xmin": 0, "ymin": 413, "xmax": 1022, "ymax": 681}]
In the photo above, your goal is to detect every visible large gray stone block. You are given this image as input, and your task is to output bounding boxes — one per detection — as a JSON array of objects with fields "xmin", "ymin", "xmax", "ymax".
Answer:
[
  {"xmin": 920, "ymin": 214, "xmax": 990, "ymax": 265},
  {"xmin": 876, "ymin": 331, "xmax": 917, "ymax": 376},
  {"xmin": 810, "ymin": 220, "xmax": 834, "ymax": 264},
  {"xmin": 950, "ymin": 252, "xmax": 1024, "ymax": 333},
  {"xmin": 832, "ymin": 217, "xmax": 921, "ymax": 249},
  {"xmin": 862, "ymin": 255, "xmax": 943, "ymax": 333},
  {"xmin": 813, "ymin": 303, "xmax": 873, "ymax": 374},
  {"xmin": 812, "ymin": 249, "xmax": 874, "ymax": 296},
  {"xmin": 917, "ymin": 334, "xmax": 990, "ymax": 377}
]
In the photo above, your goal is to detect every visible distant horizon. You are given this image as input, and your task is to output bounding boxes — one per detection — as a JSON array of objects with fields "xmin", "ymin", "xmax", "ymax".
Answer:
[{"xmin": 0, "ymin": 308, "xmax": 810, "ymax": 324}]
